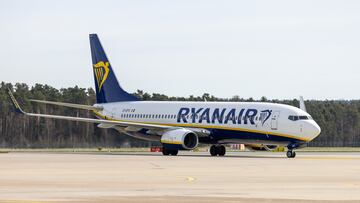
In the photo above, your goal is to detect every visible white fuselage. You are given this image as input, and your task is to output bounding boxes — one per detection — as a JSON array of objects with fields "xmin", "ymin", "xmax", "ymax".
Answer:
[{"xmin": 94, "ymin": 101, "xmax": 321, "ymax": 146}]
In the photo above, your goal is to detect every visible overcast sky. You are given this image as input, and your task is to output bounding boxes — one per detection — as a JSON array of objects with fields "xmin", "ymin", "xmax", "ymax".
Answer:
[{"xmin": 1, "ymin": 0, "xmax": 359, "ymax": 100}]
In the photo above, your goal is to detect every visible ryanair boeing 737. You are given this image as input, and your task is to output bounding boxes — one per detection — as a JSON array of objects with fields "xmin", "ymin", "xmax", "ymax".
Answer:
[{"xmin": 8, "ymin": 34, "xmax": 321, "ymax": 158}]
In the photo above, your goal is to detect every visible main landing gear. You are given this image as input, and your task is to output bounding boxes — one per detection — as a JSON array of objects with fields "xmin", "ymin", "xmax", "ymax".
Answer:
[
  {"xmin": 286, "ymin": 150, "xmax": 296, "ymax": 158},
  {"xmin": 210, "ymin": 145, "xmax": 226, "ymax": 156},
  {"xmin": 162, "ymin": 148, "xmax": 178, "ymax": 156}
]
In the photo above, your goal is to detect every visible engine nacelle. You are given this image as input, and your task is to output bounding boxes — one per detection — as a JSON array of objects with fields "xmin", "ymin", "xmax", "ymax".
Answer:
[
  {"xmin": 245, "ymin": 144, "xmax": 279, "ymax": 151},
  {"xmin": 160, "ymin": 129, "xmax": 199, "ymax": 150}
]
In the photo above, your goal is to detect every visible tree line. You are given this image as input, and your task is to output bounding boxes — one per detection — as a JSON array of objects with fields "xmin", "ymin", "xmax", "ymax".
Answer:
[{"xmin": 0, "ymin": 82, "xmax": 359, "ymax": 148}]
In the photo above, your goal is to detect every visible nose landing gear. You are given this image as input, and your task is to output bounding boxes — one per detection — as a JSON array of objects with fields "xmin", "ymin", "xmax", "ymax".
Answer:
[
  {"xmin": 286, "ymin": 150, "xmax": 296, "ymax": 158},
  {"xmin": 210, "ymin": 145, "xmax": 226, "ymax": 156}
]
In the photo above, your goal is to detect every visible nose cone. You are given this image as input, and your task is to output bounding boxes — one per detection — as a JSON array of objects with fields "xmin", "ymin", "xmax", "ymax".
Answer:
[{"xmin": 308, "ymin": 121, "xmax": 321, "ymax": 140}]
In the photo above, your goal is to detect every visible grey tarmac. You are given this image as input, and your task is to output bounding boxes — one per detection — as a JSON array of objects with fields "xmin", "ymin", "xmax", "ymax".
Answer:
[{"xmin": 0, "ymin": 151, "xmax": 359, "ymax": 203}]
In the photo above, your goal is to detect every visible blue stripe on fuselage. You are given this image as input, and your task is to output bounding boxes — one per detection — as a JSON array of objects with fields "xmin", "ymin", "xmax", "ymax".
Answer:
[
  {"xmin": 199, "ymin": 128, "xmax": 306, "ymax": 145},
  {"xmin": 122, "ymin": 125, "xmax": 306, "ymax": 146}
]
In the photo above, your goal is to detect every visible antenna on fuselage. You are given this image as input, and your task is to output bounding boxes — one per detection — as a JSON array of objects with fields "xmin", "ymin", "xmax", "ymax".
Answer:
[{"xmin": 299, "ymin": 96, "xmax": 307, "ymax": 112}]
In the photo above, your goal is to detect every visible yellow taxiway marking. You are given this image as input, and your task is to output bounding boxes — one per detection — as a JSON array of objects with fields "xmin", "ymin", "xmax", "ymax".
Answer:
[{"xmin": 186, "ymin": 176, "xmax": 196, "ymax": 182}]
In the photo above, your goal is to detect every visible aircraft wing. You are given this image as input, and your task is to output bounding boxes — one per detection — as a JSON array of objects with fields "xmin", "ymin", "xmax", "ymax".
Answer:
[
  {"xmin": 8, "ymin": 89, "xmax": 173, "ymax": 131},
  {"xmin": 29, "ymin": 99, "xmax": 103, "ymax": 111}
]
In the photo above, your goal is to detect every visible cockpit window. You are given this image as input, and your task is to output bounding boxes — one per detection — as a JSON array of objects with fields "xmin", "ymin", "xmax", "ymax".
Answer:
[
  {"xmin": 288, "ymin": 115, "xmax": 309, "ymax": 121},
  {"xmin": 288, "ymin": 116, "xmax": 299, "ymax": 121}
]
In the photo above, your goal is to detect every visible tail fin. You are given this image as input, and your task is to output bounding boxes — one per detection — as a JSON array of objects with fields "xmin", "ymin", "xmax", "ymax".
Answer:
[{"xmin": 89, "ymin": 34, "xmax": 139, "ymax": 103}]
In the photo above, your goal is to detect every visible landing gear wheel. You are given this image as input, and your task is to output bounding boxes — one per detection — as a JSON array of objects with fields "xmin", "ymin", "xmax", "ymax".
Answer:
[
  {"xmin": 162, "ymin": 148, "xmax": 170, "ymax": 156},
  {"xmin": 162, "ymin": 148, "xmax": 178, "ymax": 156},
  {"xmin": 218, "ymin": 145, "xmax": 226, "ymax": 156},
  {"xmin": 210, "ymin": 145, "xmax": 217, "ymax": 156},
  {"xmin": 210, "ymin": 145, "xmax": 226, "ymax": 156},
  {"xmin": 170, "ymin": 150, "xmax": 178, "ymax": 156},
  {"xmin": 286, "ymin": 150, "xmax": 296, "ymax": 158}
]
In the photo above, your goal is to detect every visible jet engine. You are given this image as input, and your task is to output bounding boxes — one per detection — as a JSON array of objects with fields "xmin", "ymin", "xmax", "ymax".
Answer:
[{"xmin": 160, "ymin": 129, "xmax": 199, "ymax": 150}]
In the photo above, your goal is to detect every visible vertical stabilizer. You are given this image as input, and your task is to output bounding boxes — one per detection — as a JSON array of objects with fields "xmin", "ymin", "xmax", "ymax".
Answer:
[{"xmin": 89, "ymin": 34, "xmax": 139, "ymax": 103}]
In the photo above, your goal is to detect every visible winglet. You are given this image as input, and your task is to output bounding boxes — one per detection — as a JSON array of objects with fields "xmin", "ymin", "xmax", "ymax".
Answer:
[
  {"xmin": 299, "ymin": 96, "xmax": 307, "ymax": 112},
  {"xmin": 7, "ymin": 89, "xmax": 26, "ymax": 114}
]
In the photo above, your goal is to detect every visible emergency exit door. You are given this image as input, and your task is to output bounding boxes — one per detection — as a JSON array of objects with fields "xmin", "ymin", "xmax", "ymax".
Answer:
[{"xmin": 271, "ymin": 111, "xmax": 280, "ymax": 130}]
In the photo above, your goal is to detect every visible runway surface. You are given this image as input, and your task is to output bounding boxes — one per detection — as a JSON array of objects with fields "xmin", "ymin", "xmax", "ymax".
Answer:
[{"xmin": 0, "ymin": 151, "xmax": 360, "ymax": 202}]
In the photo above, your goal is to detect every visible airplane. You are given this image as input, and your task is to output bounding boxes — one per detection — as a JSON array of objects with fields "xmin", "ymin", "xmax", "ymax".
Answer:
[{"xmin": 7, "ymin": 34, "xmax": 321, "ymax": 158}]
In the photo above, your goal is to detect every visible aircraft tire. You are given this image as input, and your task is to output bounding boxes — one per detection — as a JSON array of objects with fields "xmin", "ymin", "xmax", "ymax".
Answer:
[
  {"xmin": 162, "ymin": 148, "xmax": 170, "ymax": 156},
  {"xmin": 170, "ymin": 150, "xmax": 178, "ymax": 156},
  {"xmin": 286, "ymin": 150, "xmax": 296, "ymax": 158},
  {"xmin": 210, "ymin": 145, "xmax": 217, "ymax": 156},
  {"xmin": 218, "ymin": 145, "xmax": 226, "ymax": 156}
]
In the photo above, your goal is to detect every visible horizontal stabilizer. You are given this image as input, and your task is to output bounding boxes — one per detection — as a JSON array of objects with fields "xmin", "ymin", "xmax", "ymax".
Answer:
[{"xmin": 29, "ymin": 99, "xmax": 102, "ymax": 111}]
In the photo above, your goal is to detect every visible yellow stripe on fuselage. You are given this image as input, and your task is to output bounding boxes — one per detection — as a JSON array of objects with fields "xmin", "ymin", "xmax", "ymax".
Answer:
[{"xmin": 92, "ymin": 111, "xmax": 310, "ymax": 142}]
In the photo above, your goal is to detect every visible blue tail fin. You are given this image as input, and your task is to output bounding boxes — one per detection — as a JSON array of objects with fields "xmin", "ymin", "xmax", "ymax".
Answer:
[{"xmin": 89, "ymin": 34, "xmax": 139, "ymax": 103}]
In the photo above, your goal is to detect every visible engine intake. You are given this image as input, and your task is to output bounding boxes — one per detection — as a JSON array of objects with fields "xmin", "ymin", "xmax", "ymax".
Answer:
[{"xmin": 161, "ymin": 129, "xmax": 199, "ymax": 150}]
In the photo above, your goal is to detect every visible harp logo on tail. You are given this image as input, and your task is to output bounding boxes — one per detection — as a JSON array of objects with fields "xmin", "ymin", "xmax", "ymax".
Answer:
[{"xmin": 93, "ymin": 61, "xmax": 110, "ymax": 91}]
